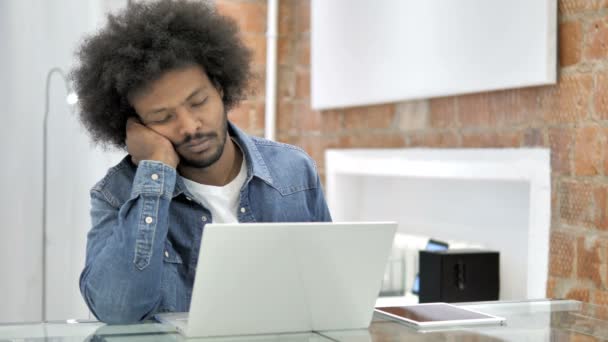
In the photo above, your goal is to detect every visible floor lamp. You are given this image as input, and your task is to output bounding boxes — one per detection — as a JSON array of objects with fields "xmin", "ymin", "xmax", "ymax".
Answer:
[{"xmin": 42, "ymin": 67, "xmax": 78, "ymax": 321}]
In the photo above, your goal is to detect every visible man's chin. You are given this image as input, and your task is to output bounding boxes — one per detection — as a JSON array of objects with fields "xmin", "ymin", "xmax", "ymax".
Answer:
[{"xmin": 178, "ymin": 150, "xmax": 222, "ymax": 169}]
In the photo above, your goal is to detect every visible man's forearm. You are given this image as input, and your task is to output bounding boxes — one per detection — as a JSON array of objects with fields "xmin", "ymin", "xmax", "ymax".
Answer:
[{"xmin": 80, "ymin": 160, "xmax": 177, "ymax": 324}]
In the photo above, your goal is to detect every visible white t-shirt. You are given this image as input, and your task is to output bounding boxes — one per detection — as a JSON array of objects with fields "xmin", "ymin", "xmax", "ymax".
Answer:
[{"xmin": 182, "ymin": 157, "xmax": 247, "ymax": 224}]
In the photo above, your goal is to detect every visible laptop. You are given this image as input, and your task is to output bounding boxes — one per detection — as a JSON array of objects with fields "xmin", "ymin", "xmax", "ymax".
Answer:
[{"xmin": 155, "ymin": 221, "xmax": 397, "ymax": 337}]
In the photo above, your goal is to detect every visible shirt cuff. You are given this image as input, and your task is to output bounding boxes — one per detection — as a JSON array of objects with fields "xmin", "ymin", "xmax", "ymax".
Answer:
[{"xmin": 131, "ymin": 160, "xmax": 177, "ymax": 199}]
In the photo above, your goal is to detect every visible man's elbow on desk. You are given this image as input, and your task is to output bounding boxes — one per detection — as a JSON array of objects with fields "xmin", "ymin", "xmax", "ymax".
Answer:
[{"xmin": 81, "ymin": 281, "xmax": 159, "ymax": 325}]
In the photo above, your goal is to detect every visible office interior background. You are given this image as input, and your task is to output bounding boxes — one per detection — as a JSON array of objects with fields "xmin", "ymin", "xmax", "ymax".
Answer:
[
  {"xmin": 1, "ymin": 0, "xmax": 607, "ymax": 323},
  {"xmin": 212, "ymin": 0, "xmax": 607, "ymax": 310}
]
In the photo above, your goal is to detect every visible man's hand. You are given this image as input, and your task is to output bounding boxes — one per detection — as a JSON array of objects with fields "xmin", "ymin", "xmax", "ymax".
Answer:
[{"xmin": 126, "ymin": 118, "xmax": 179, "ymax": 168}]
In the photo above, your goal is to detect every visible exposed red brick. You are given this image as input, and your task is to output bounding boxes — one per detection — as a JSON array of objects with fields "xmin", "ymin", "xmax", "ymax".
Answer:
[
  {"xmin": 292, "ymin": 102, "xmax": 341, "ymax": 133},
  {"xmin": 546, "ymin": 276, "xmax": 557, "ymax": 298},
  {"xmin": 396, "ymin": 101, "xmax": 429, "ymax": 131},
  {"xmin": 343, "ymin": 104, "xmax": 396, "ymax": 130},
  {"xmin": 552, "ymin": 180, "xmax": 560, "ymax": 228},
  {"xmin": 559, "ymin": 0, "xmax": 586, "ymax": 14},
  {"xmin": 248, "ymin": 65, "xmax": 266, "ymax": 98},
  {"xmin": 294, "ymin": 0, "xmax": 310, "ymax": 35},
  {"xmin": 228, "ymin": 101, "xmax": 251, "ymax": 129},
  {"xmin": 576, "ymin": 237, "xmax": 602, "ymax": 287},
  {"xmin": 594, "ymin": 187, "xmax": 608, "ymax": 231},
  {"xmin": 574, "ymin": 125, "xmax": 602, "ymax": 176},
  {"xmin": 278, "ymin": 67, "xmax": 295, "ymax": 101},
  {"xmin": 585, "ymin": 17, "xmax": 608, "ymax": 61},
  {"xmin": 215, "ymin": 0, "xmax": 267, "ymax": 34},
  {"xmin": 565, "ymin": 287, "xmax": 590, "ymax": 302},
  {"xmin": 294, "ymin": 68, "xmax": 310, "ymax": 99},
  {"xmin": 409, "ymin": 132, "xmax": 460, "ymax": 148},
  {"xmin": 252, "ymin": 103, "xmax": 265, "ymax": 131},
  {"xmin": 604, "ymin": 128, "xmax": 608, "ymax": 176},
  {"xmin": 569, "ymin": 334, "xmax": 601, "ymax": 342},
  {"xmin": 429, "ymin": 97, "xmax": 457, "ymax": 129},
  {"xmin": 595, "ymin": 290, "xmax": 608, "ymax": 321},
  {"xmin": 297, "ymin": 135, "xmax": 340, "ymax": 170},
  {"xmin": 559, "ymin": 0, "xmax": 608, "ymax": 15},
  {"xmin": 549, "ymin": 127, "xmax": 573, "ymax": 175},
  {"xmin": 339, "ymin": 133, "xmax": 406, "ymax": 149},
  {"xmin": 457, "ymin": 89, "xmax": 539, "ymax": 128},
  {"xmin": 559, "ymin": 181, "xmax": 608, "ymax": 230},
  {"xmin": 559, "ymin": 181, "xmax": 596, "ymax": 227},
  {"xmin": 278, "ymin": 37, "xmax": 294, "ymax": 66},
  {"xmin": 278, "ymin": 0, "xmax": 295, "ymax": 37},
  {"xmin": 549, "ymin": 231, "xmax": 575, "ymax": 277},
  {"xmin": 457, "ymin": 94, "xmax": 493, "ymax": 127},
  {"xmin": 295, "ymin": 36, "xmax": 310, "ymax": 67},
  {"xmin": 319, "ymin": 109, "xmax": 342, "ymax": 132},
  {"xmin": 461, "ymin": 131, "xmax": 521, "ymax": 148},
  {"xmin": 276, "ymin": 133, "xmax": 298, "ymax": 146},
  {"xmin": 242, "ymin": 34, "xmax": 267, "ymax": 67},
  {"xmin": 539, "ymin": 74, "xmax": 593, "ymax": 124},
  {"xmin": 492, "ymin": 88, "xmax": 540, "ymax": 127},
  {"xmin": 277, "ymin": 101, "xmax": 295, "ymax": 133},
  {"xmin": 523, "ymin": 128, "xmax": 545, "ymax": 147},
  {"xmin": 594, "ymin": 72, "xmax": 608, "ymax": 120},
  {"xmin": 229, "ymin": 100, "xmax": 264, "ymax": 132},
  {"xmin": 560, "ymin": 21, "xmax": 582, "ymax": 67},
  {"xmin": 594, "ymin": 289, "xmax": 608, "ymax": 306}
]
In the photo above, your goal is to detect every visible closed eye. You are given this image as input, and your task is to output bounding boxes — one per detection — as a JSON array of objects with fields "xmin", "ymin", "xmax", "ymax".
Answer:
[
  {"xmin": 191, "ymin": 98, "xmax": 208, "ymax": 108},
  {"xmin": 152, "ymin": 113, "xmax": 174, "ymax": 124}
]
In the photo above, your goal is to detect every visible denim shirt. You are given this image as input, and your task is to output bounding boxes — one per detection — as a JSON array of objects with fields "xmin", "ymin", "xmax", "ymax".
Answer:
[{"xmin": 80, "ymin": 122, "xmax": 332, "ymax": 324}]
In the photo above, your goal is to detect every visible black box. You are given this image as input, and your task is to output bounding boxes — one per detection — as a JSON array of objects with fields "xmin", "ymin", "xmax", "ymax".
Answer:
[{"xmin": 419, "ymin": 249, "xmax": 499, "ymax": 303}]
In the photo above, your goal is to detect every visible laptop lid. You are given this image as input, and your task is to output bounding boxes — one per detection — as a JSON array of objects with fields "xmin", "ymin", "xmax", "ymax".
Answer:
[{"xmin": 185, "ymin": 222, "xmax": 397, "ymax": 337}]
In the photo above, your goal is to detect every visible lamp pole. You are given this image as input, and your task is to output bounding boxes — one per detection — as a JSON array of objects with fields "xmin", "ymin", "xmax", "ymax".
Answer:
[{"xmin": 42, "ymin": 67, "xmax": 74, "ymax": 322}]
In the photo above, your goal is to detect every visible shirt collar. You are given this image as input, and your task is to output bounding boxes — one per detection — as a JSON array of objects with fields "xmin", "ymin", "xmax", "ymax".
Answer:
[{"xmin": 172, "ymin": 121, "xmax": 274, "ymax": 198}]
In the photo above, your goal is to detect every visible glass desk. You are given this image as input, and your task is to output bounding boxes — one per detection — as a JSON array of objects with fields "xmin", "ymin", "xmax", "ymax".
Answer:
[{"xmin": 1, "ymin": 299, "xmax": 606, "ymax": 341}]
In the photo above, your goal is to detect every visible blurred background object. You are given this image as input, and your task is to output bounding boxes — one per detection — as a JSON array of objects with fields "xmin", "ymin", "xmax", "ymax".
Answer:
[{"xmin": 0, "ymin": 0, "xmax": 127, "ymax": 322}]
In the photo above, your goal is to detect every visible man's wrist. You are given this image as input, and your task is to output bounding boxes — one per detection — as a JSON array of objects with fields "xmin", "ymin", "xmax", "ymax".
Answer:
[
  {"xmin": 132, "ymin": 160, "xmax": 177, "ymax": 198},
  {"xmin": 148, "ymin": 153, "xmax": 178, "ymax": 169}
]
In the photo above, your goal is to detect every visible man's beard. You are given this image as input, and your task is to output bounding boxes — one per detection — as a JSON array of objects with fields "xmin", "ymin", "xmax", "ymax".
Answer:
[{"xmin": 175, "ymin": 115, "xmax": 228, "ymax": 169}]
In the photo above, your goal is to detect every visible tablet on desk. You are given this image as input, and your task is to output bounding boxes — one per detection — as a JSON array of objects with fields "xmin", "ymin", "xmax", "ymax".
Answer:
[{"xmin": 375, "ymin": 303, "xmax": 506, "ymax": 330}]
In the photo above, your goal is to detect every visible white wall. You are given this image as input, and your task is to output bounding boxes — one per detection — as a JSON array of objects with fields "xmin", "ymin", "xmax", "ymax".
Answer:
[{"xmin": 0, "ymin": 0, "xmax": 126, "ymax": 322}]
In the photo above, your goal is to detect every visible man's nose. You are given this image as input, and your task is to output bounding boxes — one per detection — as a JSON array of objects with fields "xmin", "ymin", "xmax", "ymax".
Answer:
[{"xmin": 176, "ymin": 107, "xmax": 201, "ymax": 137}]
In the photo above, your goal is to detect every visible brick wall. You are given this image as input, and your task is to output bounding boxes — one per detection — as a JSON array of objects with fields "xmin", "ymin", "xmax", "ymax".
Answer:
[{"xmin": 217, "ymin": 0, "xmax": 608, "ymax": 305}]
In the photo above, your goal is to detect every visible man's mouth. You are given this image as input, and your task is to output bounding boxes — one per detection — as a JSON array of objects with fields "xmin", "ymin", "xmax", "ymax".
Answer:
[{"xmin": 184, "ymin": 137, "xmax": 213, "ymax": 153}]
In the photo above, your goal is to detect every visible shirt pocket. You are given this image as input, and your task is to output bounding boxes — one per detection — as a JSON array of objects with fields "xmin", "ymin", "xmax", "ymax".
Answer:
[{"xmin": 162, "ymin": 239, "xmax": 183, "ymax": 264}]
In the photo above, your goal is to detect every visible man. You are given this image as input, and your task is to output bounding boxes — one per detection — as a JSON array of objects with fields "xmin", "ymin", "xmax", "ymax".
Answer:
[{"xmin": 71, "ymin": 0, "xmax": 331, "ymax": 324}]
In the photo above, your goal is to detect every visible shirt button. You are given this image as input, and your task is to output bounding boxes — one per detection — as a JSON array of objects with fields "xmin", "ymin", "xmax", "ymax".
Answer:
[
  {"xmin": 240, "ymin": 207, "xmax": 246, "ymax": 213},
  {"xmin": 201, "ymin": 216, "xmax": 207, "ymax": 222},
  {"xmin": 164, "ymin": 251, "xmax": 169, "ymax": 258},
  {"xmin": 151, "ymin": 174, "xmax": 159, "ymax": 180},
  {"xmin": 145, "ymin": 216, "xmax": 153, "ymax": 224}
]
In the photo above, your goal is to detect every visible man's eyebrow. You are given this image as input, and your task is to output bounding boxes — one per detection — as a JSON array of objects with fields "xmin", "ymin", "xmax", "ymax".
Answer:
[{"xmin": 184, "ymin": 86, "xmax": 206, "ymax": 102}]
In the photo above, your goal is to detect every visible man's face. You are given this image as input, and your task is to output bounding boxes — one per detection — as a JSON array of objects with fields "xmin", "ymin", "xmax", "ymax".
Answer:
[{"xmin": 130, "ymin": 65, "xmax": 227, "ymax": 168}]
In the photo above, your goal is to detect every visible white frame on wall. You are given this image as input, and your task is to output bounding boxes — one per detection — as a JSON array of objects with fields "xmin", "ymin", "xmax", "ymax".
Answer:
[{"xmin": 311, "ymin": 0, "xmax": 557, "ymax": 110}]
